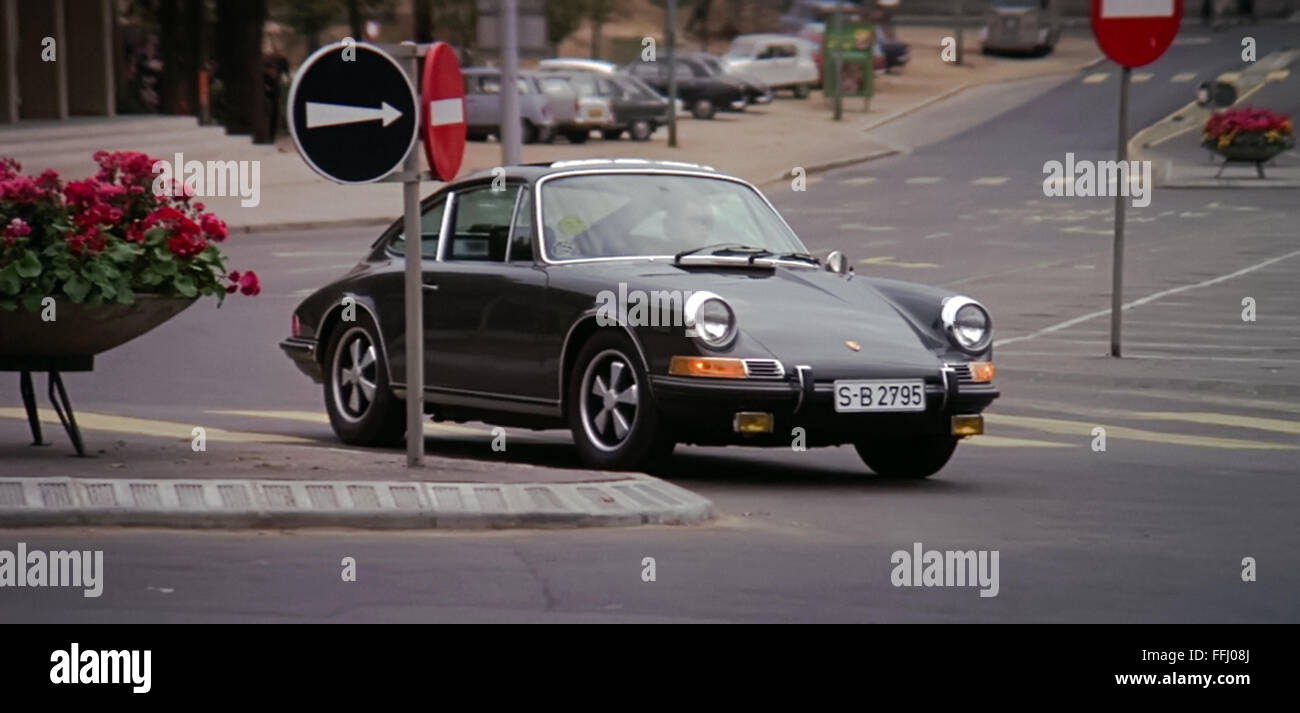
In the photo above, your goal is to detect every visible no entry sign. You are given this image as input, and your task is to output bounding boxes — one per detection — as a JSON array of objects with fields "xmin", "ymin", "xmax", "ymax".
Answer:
[
  {"xmin": 288, "ymin": 41, "xmax": 419, "ymax": 184},
  {"xmin": 1090, "ymin": 0, "xmax": 1183, "ymax": 68},
  {"xmin": 421, "ymin": 42, "xmax": 466, "ymax": 182}
]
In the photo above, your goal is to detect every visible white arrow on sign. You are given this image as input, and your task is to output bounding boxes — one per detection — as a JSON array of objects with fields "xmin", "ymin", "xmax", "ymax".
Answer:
[{"xmin": 306, "ymin": 100, "xmax": 403, "ymax": 129}]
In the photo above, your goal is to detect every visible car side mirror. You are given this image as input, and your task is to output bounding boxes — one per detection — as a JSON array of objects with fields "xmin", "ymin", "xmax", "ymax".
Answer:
[{"xmin": 825, "ymin": 250, "xmax": 849, "ymax": 275}]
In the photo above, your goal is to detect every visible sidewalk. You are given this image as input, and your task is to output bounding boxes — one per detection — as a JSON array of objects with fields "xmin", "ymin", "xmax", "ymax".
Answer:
[
  {"xmin": 0, "ymin": 427, "xmax": 713, "ymax": 529},
  {"xmin": 1133, "ymin": 48, "xmax": 1300, "ymax": 188},
  {"xmin": 0, "ymin": 27, "xmax": 1101, "ymax": 232}
]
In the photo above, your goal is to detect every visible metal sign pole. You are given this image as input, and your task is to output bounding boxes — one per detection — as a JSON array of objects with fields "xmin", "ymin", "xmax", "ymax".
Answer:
[
  {"xmin": 666, "ymin": 0, "xmax": 678, "ymax": 148},
  {"xmin": 831, "ymin": 6, "xmax": 843, "ymax": 121},
  {"xmin": 1109, "ymin": 65, "xmax": 1130, "ymax": 358},
  {"xmin": 400, "ymin": 41, "xmax": 425, "ymax": 466},
  {"xmin": 500, "ymin": 0, "xmax": 521, "ymax": 165}
]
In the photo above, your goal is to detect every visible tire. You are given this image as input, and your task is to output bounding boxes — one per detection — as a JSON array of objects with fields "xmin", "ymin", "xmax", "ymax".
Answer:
[
  {"xmin": 564, "ymin": 129, "xmax": 591, "ymax": 144},
  {"xmin": 793, "ymin": 83, "xmax": 811, "ymax": 99},
  {"xmin": 323, "ymin": 314, "xmax": 406, "ymax": 447},
  {"xmin": 601, "ymin": 128, "xmax": 624, "ymax": 140},
  {"xmin": 566, "ymin": 331, "xmax": 673, "ymax": 470},
  {"xmin": 628, "ymin": 120, "xmax": 653, "ymax": 141},
  {"xmin": 522, "ymin": 121, "xmax": 539, "ymax": 144},
  {"xmin": 691, "ymin": 98, "xmax": 716, "ymax": 120},
  {"xmin": 853, "ymin": 435, "xmax": 958, "ymax": 479}
]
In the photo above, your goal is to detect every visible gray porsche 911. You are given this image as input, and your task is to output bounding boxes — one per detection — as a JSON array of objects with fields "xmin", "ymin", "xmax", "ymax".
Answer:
[{"xmin": 280, "ymin": 159, "xmax": 998, "ymax": 477}]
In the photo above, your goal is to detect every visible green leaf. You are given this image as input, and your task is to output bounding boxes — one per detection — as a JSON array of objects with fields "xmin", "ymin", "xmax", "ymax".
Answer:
[
  {"xmin": 63, "ymin": 275, "xmax": 90, "ymax": 302},
  {"xmin": 0, "ymin": 298, "xmax": 16, "ymax": 311},
  {"xmin": 20, "ymin": 291, "xmax": 44, "ymax": 313},
  {"xmin": 15, "ymin": 250, "xmax": 42, "ymax": 278},
  {"xmin": 115, "ymin": 285, "xmax": 135, "ymax": 305},
  {"xmin": 0, "ymin": 265, "xmax": 19, "ymax": 296},
  {"xmin": 173, "ymin": 274, "xmax": 197, "ymax": 298}
]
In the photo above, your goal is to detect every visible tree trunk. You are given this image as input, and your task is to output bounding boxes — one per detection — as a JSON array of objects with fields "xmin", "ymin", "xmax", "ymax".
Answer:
[
  {"xmin": 592, "ymin": 20, "xmax": 603, "ymax": 59},
  {"xmin": 414, "ymin": 0, "xmax": 434, "ymax": 43},
  {"xmin": 346, "ymin": 0, "xmax": 363, "ymax": 39},
  {"xmin": 215, "ymin": 0, "xmax": 267, "ymax": 140}
]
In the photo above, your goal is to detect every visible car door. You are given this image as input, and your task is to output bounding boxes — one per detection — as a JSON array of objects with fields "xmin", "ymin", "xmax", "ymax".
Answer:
[{"xmin": 424, "ymin": 183, "xmax": 553, "ymax": 410}]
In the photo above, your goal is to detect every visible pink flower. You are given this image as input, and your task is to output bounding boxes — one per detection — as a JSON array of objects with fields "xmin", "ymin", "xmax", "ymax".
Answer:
[
  {"xmin": 2, "ymin": 217, "xmax": 30, "ymax": 246},
  {"xmin": 199, "ymin": 212, "xmax": 228, "ymax": 242},
  {"xmin": 237, "ymin": 270, "xmax": 261, "ymax": 296}
]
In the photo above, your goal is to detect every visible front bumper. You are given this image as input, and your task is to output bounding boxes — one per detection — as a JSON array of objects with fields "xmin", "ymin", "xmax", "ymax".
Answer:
[
  {"xmin": 280, "ymin": 336, "xmax": 323, "ymax": 382},
  {"xmin": 650, "ymin": 372, "xmax": 998, "ymax": 447}
]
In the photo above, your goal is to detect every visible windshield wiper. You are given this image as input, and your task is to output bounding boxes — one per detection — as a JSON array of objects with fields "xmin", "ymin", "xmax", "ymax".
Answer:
[
  {"xmin": 673, "ymin": 242, "xmax": 773, "ymax": 264},
  {"xmin": 771, "ymin": 251, "xmax": 820, "ymax": 266}
]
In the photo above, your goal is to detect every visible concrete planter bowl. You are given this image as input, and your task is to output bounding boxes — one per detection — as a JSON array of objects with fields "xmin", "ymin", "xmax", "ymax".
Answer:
[
  {"xmin": 1203, "ymin": 135, "xmax": 1295, "ymax": 163},
  {"xmin": 0, "ymin": 295, "xmax": 196, "ymax": 357}
]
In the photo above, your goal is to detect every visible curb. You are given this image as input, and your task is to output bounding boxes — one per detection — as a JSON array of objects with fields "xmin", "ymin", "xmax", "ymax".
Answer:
[
  {"xmin": 0, "ymin": 476, "xmax": 714, "ymax": 530},
  {"xmin": 1131, "ymin": 49, "xmax": 1300, "ymax": 188}
]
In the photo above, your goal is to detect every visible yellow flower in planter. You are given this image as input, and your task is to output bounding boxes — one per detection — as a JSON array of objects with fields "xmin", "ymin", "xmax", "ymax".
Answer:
[
  {"xmin": 1265, "ymin": 130, "xmax": 1281, "ymax": 143},
  {"xmin": 1217, "ymin": 132, "xmax": 1235, "ymax": 149}
]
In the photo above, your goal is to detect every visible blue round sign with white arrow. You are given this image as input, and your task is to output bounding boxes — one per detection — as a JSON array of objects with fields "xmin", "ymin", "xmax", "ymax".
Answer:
[{"xmin": 288, "ymin": 41, "xmax": 419, "ymax": 184}]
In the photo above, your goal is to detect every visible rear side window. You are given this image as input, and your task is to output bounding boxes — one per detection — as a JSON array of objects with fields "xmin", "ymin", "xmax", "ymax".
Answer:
[
  {"xmin": 448, "ymin": 185, "xmax": 520, "ymax": 262},
  {"xmin": 389, "ymin": 198, "xmax": 446, "ymax": 258}
]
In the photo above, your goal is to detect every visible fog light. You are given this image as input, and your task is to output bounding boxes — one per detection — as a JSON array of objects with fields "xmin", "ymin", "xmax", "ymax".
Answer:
[
  {"xmin": 669, "ymin": 356, "xmax": 748, "ymax": 379},
  {"xmin": 970, "ymin": 361, "xmax": 995, "ymax": 383},
  {"xmin": 734, "ymin": 412, "xmax": 774, "ymax": 434},
  {"xmin": 952, "ymin": 414, "xmax": 983, "ymax": 437}
]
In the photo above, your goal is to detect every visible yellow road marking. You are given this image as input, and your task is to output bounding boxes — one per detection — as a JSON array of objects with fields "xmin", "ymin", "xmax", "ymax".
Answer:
[
  {"xmin": 971, "ymin": 176, "xmax": 1009, "ymax": 186},
  {"xmin": 858, "ymin": 256, "xmax": 938, "ymax": 268},
  {"xmin": 966, "ymin": 435, "xmax": 1073, "ymax": 448},
  {"xmin": 1266, "ymin": 69, "xmax": 1290, "ymax": 82},
  {"xmin": 904, "ymin": 176, "xmax": 943, "ymax": 184},
  {"xmin": 1217, "ymin": 71, "xmax": 1241, "ymax": 83},
  {"xmin": 1082, "ymin": 73, "xmax": 1109, "ymax": 84},
  {"xmin": 1170, "ymin": 72, "xmax": 1196, "ymax": 83},
  {"xmin": 1132, "ymin": 411, "xmax": 1300, "ymax": 437},
  {"xmin": 841, "ymin": 177, "xmax": 877, "ymax": 185},
  {"xmin": 206, "ymin": 409, "xmax": 485, "ymax": 436},
  {"xmin": 0, "ymin": 408, "xmax": 313, "ymax": 444},
  {"xmin": 1132, "ymin": 72, "xmax": 1154, "ymax": 83},
  {"xmin": 985, "ymin": 413, "xmax": 1297, "ymax": 450}
]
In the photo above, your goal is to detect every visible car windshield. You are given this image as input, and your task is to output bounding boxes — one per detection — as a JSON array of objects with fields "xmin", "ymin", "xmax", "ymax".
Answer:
[
  {"xmin": 699, "ymin": 56, "xmax": 725, "ymax": 75},
  {"xmin": 617, "ymin": 75, "xmax": 662, "ymax": 100},
  {"xmin": 540, "ymin": 173, "xmax": 805, "ymax": 261}
]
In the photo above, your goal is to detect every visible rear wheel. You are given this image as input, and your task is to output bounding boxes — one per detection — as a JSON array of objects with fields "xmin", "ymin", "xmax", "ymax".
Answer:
[
  {"xmin": 691, "ymin": 98, "xmax": 716, "ymax": 119},
  {"xmin": 853, "ymin": 435, "xmax": 958, "ymax": 479},
  {"xmin": 522, "ymin": 121, "xmax": 540, "ymax": 144},
  {"xmin": 793, "ymin": 83, "xmax": 811, "ymax": 99},
  {"xmin": 628, "ymin": 119, "xmax": 653, "ymax": 141},
  {"xmin": 567, "ymin": 331, "xmax": 673, "ymax": 470},
  {"xmin": 323, "ymin": 315, "xmax": 405, "ymax": 447}
]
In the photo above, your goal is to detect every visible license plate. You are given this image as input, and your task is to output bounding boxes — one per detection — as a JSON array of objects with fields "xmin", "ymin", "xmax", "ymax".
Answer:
[
  {"xmin": 833, "ymin": 380, "xmax": 926, "ymax": 413},
  {"xmin": 587, "ymin": 108, "xmax": 603, "ymax": 118}
]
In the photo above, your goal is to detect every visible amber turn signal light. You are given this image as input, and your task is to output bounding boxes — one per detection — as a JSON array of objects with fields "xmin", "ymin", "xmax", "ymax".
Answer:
[
  {"xmin": 669, "ymin": 356, "xmax": 748, "ymax": 379},
  {"xmin": 951, "ymin": 414, "xmax": 984, "ymax": 437},
  {"xmin": 969, "ymin": 361, "xmax": 995, "ymax": 383}
]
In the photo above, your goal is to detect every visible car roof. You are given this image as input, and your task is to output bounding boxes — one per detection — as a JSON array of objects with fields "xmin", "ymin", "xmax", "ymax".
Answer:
[
  {"xmin": 538, "ymin": 58, "xmax": 618, "ymax": 73},
  {"xmin": 460, "ymin": 159, "xmax": 719, "ymax": 183},
  {"xmin": 731, "ymin": 33, "xmax": 805, "ymax": 44}
]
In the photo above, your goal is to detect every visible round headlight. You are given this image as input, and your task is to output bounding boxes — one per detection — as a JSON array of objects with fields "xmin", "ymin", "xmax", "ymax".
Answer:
[
  {"xmin": 941, "ymin": 297, "xmax": 992, "ymax": 353},
  {"xmin": 685, "ymin": 291, "xmax": 736, "ymax": 347}
]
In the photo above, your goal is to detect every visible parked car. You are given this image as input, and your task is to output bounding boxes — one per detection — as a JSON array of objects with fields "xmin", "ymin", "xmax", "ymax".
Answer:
[
  {"xmin": 624, "ymin": 58, "xmax": 748, "ymax": 119},
  {"xmin": 529, "ymin": 72, "xmax": 580, "ymax": 140},
  {"xmin": 540, "ymin": 57, "xmax": 689, "ymax": 117},
  {"xmin": 462, "ymin": 68, "xmax": 554, "ymax": 144},
  {"xmin": 980, "ymin": 0, "xmax": 1063, "ymax": 55},
  {"xmin": 677, "ymin": 51, "xmax": 773, "ymax": 105},
  {"xmin": 720, "ymin": 35, "xmax": 818, "ymax": 98},
  {"xmin": 539, "ymin": 68, "xmax": 671, "ymax": 141},
  {"xmin": 281, "ymin": 160, "xmax": 999, "ymax": 477}
]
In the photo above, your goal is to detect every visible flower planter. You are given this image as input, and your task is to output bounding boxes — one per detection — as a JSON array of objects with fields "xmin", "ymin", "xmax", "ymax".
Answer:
[
  {"xmin": 0, "ymin": 295, "xmax": 195, "ymax": 357},
  {"xmin": 1203, "ymin": 138, "xmax": 1293, "ymax": 164}
]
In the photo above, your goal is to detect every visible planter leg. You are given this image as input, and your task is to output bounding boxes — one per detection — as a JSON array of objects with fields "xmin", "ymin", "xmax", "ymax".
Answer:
[
  {"xmin": 1256, "ymin": 161, "xmax": 1266, "ymax": 179},
  {"xmin": 48, "ymin": 371, "xmax": 87, "ymax": 458},
  {"xmin": 20, "ymin": 371, "xmax": 47, "ymax": 446}
]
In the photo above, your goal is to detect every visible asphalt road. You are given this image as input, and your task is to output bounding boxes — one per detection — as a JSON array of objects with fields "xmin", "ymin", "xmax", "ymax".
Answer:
[{"xmin": 2, "ymin": 25, "xmax": 1297, "ymax": 623}]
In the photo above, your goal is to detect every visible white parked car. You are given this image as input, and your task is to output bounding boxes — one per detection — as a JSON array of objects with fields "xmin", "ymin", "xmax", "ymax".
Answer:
[{"xmin": 722, "ymin": 34, "xmax": 819, "ymax": 98}]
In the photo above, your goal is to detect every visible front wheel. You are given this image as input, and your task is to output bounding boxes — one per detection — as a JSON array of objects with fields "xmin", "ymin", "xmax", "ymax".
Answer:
[
  {"xmin": 691, "ymin": 98, "xmax": 716, "ymax": 120},
  {"xmin": 853, "ymin": 435, "xmax": 958, "ymax": 479},
  {"xmin": 324, "ymin": 315, "xmax": 405, "ymax": 447},
  {"xmin": 567, "ymin": 332, "xmax": 673, "ymax": 470},
  {"xmin": 628, "ymin": 119, "xmax": 653, "ymax": 141},
  {"xmin": 792, "ymin": 83, "xmax": 811, "ymax": 99}
]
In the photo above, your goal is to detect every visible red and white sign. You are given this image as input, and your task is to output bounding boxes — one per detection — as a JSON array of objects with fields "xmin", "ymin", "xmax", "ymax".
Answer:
[
  {"xmin": 1091, "ymin": 0, "xmax": 1183, "ymax": 68},
  {"xmin": 421, "ymin": 42, "xmax": 466, "ymax": 182}
]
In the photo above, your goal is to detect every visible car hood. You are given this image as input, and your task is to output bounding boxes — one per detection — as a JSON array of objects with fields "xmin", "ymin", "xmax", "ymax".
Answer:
[{"xmin": 568, "ymin": 261, "xmax": 943, "ymax": 374}]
